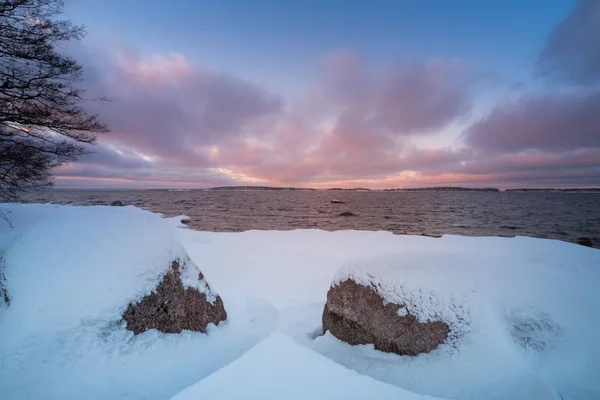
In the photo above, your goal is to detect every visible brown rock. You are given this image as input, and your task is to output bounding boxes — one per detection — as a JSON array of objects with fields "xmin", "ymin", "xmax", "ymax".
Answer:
[
  {"xmin": 338, "ymin": 211, "xmax": 357, "ymax": 217},
  {"xmin": 123, "ymin": 260, "xmax": 227, "ymax": 334},
  {"xmin": 322, "ymin": 280, "xmax": 450, "ymax": 356}
]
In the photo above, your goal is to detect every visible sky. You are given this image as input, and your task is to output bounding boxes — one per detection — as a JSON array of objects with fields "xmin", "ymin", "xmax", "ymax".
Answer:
[{"xmin": 53, "ymin": 0, "xmax": 600, "ymax": 189}]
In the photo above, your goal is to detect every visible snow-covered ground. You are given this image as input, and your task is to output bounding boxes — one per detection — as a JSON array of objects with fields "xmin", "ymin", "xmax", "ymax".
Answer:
[{"xmin": 1, "ymin": 204, "xmax": 599, "ymax": 399}]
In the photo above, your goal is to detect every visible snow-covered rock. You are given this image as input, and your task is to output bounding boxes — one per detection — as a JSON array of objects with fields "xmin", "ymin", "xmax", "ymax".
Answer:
[
  {"xmin": 323, "ymin": 279, "xmax": 450, "ymax": 355},
  {"xmin": 1, "ymin": 204, "xmax": 599, "ymax": 400},
  {"xmin": 123, "ymin": 259, "xmax": 227, "ymax": 334},
  {"xmin": 323, "ymin": 250, "xmax": 600, "ymax": 399},
  {"xmin": 166, "ymin": 222, "xmax": 600, "ymax": 399},
  {"xmin": 0, "ymin": 204, "xmax": 224, "ymax": 336},
  {"xmin": 0, "ymin": 204, "xmax": 240, "ymax": 400}
]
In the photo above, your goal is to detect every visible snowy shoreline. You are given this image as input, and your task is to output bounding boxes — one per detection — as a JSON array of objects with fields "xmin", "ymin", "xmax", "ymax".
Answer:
[{"xmin": 1, "ymin": 204, "xmax": 599, "ymax": 400}]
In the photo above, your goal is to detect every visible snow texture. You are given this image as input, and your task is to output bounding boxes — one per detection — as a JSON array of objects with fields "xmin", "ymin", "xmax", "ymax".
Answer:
[
  {"xmin": 0, "ymin": 204, "xmax": 248, "ymax": 400},
  {"xmin": 179, "ymin": 256, "xmax": 217, "ymax": 303},
  {"xmin": 0, "ymin": 204, "xmax": 599, "ymax": 400},
  {"xmin": 170, "ymin": 332, "xmax": 439, "ymax": 400}
]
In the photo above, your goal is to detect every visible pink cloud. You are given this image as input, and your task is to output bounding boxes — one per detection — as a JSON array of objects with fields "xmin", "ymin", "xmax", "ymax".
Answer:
[
  {"xmin": 375, "ymin": 58, "xmax": 474, "ymax": 134},
  {"xmin": 464, "ymin": 90, "xmax": 600, "ymax": 153},
  {"xmin": 76, "ymin": 44, "xmax": 283, "ymax": 162},
  {"xmin": 53, "ymin": 42, "xmax": 600, "ymax": 188},
  {"xmin": 115, "ymin": 52, "xmax": 195, "ymax": 85}
]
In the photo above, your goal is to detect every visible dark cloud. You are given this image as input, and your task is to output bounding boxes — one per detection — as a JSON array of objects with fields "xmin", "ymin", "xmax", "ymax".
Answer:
[
  {"xmin": 537, "ymin": 0, "xmax": 600, "ymax": 85},
  {"xmin": 471, "ymin": 167, "xmax": 600, "ymax": 188},
  {"xmin": 458, "ymin": 148, "xmax": 600, "ymax": 175},
  {"xmin": 463, "ymin": 90, "xmax": 600, "ymax": 153}
]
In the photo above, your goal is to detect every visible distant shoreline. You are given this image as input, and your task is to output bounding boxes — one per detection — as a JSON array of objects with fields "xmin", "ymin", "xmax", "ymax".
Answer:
[
  {"xmin": 169, "ymin": 186, "xmax": 600, "ymax": 192},
  {"xmin": 50, "ymin": 186, "xmax": 600, "ymax": 192}
]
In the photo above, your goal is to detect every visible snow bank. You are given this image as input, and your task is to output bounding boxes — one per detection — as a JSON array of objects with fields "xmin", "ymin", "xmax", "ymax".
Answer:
[
  {"xmin": 325, "ymin": 250, "xmax": 600, "ymax": 399},
  {"xmin": 1, "ymin": 204, "xmax": 598, "ymax": 400},
  {"xmin": 0, "ymin": 204, "xmax": 272, "ymax": 400},
  {"xmin": 166, "ymin": 217, "xmax": 600, "ymax": 400},
  {"xmin": 331, "ymin": 248, "xmax": 600, "ymax": 350},
  {"xmin": 0, "ymin": 204, "xmax": 186, "ymax": 336},
  {"xmin": 170, "ymin": 332, "xmax": 441, "ymax": 400}
]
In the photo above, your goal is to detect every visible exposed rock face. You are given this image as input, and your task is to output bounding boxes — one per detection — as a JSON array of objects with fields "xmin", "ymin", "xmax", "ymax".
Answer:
[
  {"xmin": 111, "ymin": 200, "xmax": 124, "ymax": 207},
  {"xmin": 338, "ymin": 211, "xmax": 357, "ymax": 217},
  {"xmin": 322, "ymin": 280, "xmax": 450, "ymax": 356},
  {"xmin": 123, "ymin": 260, "xmax": 227, "ymax": 334}
]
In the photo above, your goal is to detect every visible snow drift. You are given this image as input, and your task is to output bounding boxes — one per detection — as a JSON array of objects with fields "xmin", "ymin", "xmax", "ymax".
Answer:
[
  {"xmin": 170, "ymin": 332, "xmax": 439, "ymax": 400},
  {"xmin": 0, "ymin": 204, "xmax": 223, "ymax": 337},
  {"xmin": 168, "ymin": 218, "xmax": 600, "ymax": 400},
  {"xmin": 0, "ymin": 204, "xmax": 599, "ymax": 400},
  {"xmin": 0, "ymin": 205, "xmax": 264, "ymax": 400},
  {"xmin": 320, "ymin": 251, "xmax": 600, "ymax": 398}
]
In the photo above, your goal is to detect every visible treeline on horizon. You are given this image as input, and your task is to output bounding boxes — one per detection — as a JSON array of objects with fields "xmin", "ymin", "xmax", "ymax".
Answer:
[
  {"xmin": 189, "ymin": 186, "xmax": 600, "ymax": 192},
  {"xmin": 504, "ymin": 188, "xmax": 600, "ymax": 192}
]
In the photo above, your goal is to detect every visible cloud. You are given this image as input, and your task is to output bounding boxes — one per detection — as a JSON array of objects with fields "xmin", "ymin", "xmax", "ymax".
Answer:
[
  {"xmin": 76, "ymin": 44, "xmax": 283, "ymax": 164},
  {"xmin": 320, "ymin": 52, "xmax": 476, "ymax": 135},
  {"xmin": 375, "ymin": 59, "xmax": 475, "ymax": 134},
  {"xmin": 321, "ymin": 51, "xmax": 370, "ymax": 105},
  {"xmin": 67, "ymin": 47, "xmax": 479, "ymax": 184},
  {"xmin": 537, "ymin": 0, "xmax": 600, "ymax": 84},
  {"xmin": 81, "ymin": 144, "xmax": 154, "ymax": 169},
  {"xmin": 53, "ymin": 145, "xmax": 265, "ymax": 189},
  {"xmin": 53, "ymin": 38, "xmax": 600, "ymax": 189},
  {"xmin": 215, "ymin": 53, "xmax": 477, "ymax": 184},
  {"xmin": 458, "ymin": 148, "xmax": 600, "ymax": 176},
  {"xmin": 444, "ymin": 1, "xmax": 600, "ymax": 187},
  {"xmin": 463, "ymin": 90, "xmax": 600, "ymax": 153}
]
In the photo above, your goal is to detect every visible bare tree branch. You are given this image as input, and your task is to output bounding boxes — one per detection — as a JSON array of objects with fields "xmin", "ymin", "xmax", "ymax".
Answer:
[{"xmin": 0, "ymin": 0, "xmax": 109, "ymax": 200}]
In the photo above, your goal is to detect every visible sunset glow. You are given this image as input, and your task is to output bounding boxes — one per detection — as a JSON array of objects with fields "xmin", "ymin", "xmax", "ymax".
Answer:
[{"xmin": 55, "ymin": 0, "xmax": 600, "ymax": 189}]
